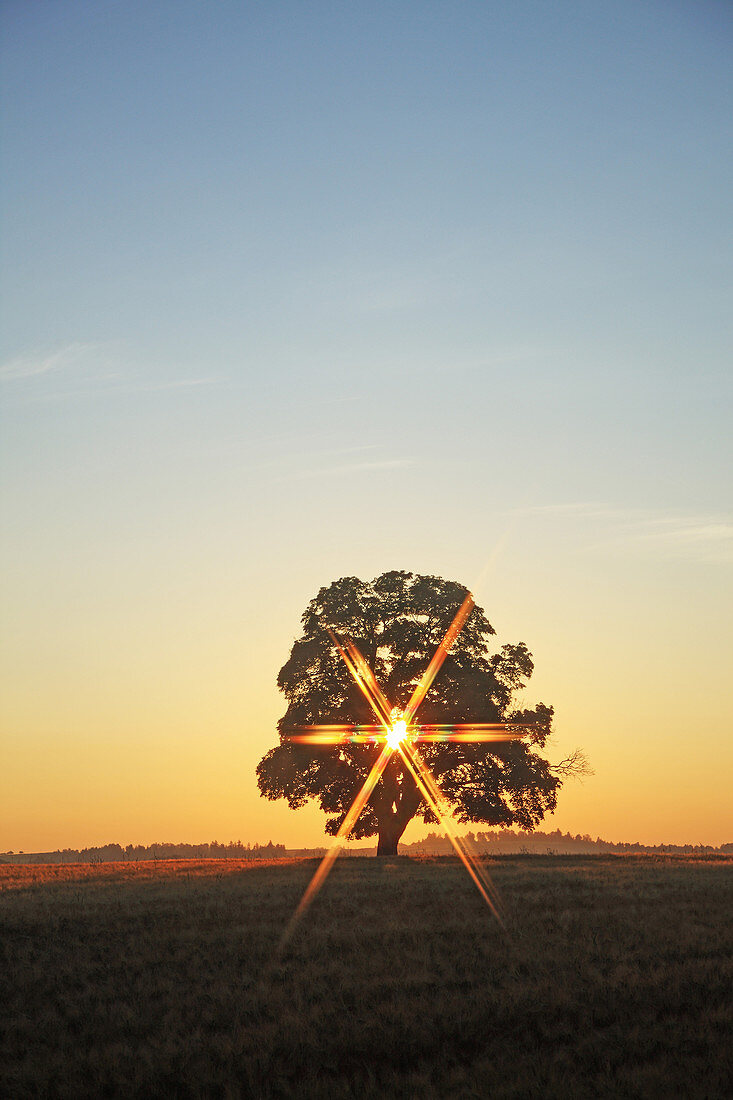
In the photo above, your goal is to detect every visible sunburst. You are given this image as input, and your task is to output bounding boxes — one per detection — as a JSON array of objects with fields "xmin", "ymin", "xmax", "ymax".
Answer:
[{"xmin": 280, "ymin": 593, "xmax": 533, "ymax": 939}]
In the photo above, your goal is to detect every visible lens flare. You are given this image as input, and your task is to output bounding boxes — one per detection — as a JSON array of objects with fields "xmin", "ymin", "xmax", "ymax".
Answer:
[
  {"xmin": 397, "ymin": 739, "xmax": 505, "ymax": 924},
  {"xmin": 280, "ymin": 741, "xmax": 394, "ymax": 947},
  {"xmin": 280, "ymin": 592, "xmax": 534, "ymax": 938},
  {"xmin": 282, "ymin": 722, "xmax": 529, "ymax": 744},
  {"xmin": 403, "ymin": 593, "xmax": 475, "ymax": 723}
]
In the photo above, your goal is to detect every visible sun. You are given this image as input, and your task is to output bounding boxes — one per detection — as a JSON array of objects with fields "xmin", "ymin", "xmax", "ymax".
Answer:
[{"xmin": 386, "ymin": 718, "xmax": 408, "ymax": 750}]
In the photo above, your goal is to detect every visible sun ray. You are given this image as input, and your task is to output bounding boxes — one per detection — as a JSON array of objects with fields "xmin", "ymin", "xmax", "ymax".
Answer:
[
  {"xmin": 343, "ymin": 637, "xmax": 395, "ymax": 724},
  {"xmin": 397, "ymin": 739, "xmax": 505, "ymax": 924},
  {"xmin": 285, "ymin": 734, "xmax": 385, "ymax": 744},
  {"xmin": 284, "ymin": 724, "xmax": 385, "ymax": 732},
  {"xmin": 283, "ymin": 723, "xmax": 530, "ymax": 744},
  {"xmin": 403, "ymin": 593, "xmax": 475, "ymax": 723},
  {"xmin": 282, "ymin": 723, "xmax": 386, "ymax": 744},
  {"xmin": 280, "ymin": 741, "xmax": 395, "ymax": 945},
  {"xmin": 399, "ymin": 739, "xmax": 505, "ymax": 916},
  {"xmin": 412, "ymin": 722, "xmax": 530, "ymax": 742},
  {"xmin": 327, "ymin": 627, "xmax": 392, "ymax": 727}
]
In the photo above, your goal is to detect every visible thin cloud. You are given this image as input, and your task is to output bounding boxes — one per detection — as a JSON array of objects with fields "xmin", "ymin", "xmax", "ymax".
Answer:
[
  {"xmin": 294, "ymin": 457, "xmax": 416, "ymax": 480},
  {"xmin": 118, "ymin": 377, "xmax": 218, "ymax": 393},
  {"xmin": 620, "ymin": 518, "xmax": 733, "ymax": 563},
  {"xmin": 516, "ymin": 502, "xmax": 733, "ymax": 564},
  {"xmin": 516, "ymin": 502, "xmax": 622, "ymax": 518},
  {"xmin": 0, "ymin": 342, "xmax": 97, "ymax": 381},
  {"xmin": 0, "ymin": 343, "xmax": 220, "ymax": 401}
]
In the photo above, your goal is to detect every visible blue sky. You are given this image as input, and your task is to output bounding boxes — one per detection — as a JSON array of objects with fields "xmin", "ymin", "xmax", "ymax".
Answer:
[{"xmin": 2, "ymin": 1, "xmax": 732, "ymax": 848}]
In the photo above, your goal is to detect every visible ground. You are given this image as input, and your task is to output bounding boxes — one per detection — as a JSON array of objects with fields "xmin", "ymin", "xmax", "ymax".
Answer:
[{"xmin": 1, "ymin": 855, "xmax": 731, "ymax": 1098}]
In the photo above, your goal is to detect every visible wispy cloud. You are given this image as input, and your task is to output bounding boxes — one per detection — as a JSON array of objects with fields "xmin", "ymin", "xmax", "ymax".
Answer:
[
  {"xmin": 0, "ymin": 343, "xmax": 220, "ymax": 400},
  {"xmin": 517, "ymin": 502, "xmax": 618, "ymax": 518},
  {"xmin": 295, "ymin": 457, "xmax": 416, "ymax": 480},
  {"xmin": 515, "ymin": 502, "xmax": 733, "ymax": 564},
  {"xmin": 0, "ymin": 342, "xmax": 98, "ymax": 381},
  {"xmin": 619, "ymin": 517, "xmax": 733, "ymax": 562},
  {"xmin": 115, "ymin": 377, "xmax": 217, "ymax": 393}
]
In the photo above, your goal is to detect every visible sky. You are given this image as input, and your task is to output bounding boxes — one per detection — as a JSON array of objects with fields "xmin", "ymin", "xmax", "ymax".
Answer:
[{"xmin": 1, "ymin": 0, "xmax": 731, "ymax": 852}]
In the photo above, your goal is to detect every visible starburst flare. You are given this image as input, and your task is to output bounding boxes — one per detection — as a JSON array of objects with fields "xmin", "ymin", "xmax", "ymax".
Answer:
[{"xmin": 279, "ymin": 592, "xmax": 533, "ymax": 941}]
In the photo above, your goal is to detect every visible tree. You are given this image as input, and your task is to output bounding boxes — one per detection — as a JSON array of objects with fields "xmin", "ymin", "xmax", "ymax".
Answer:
[{"xmin": 257, "ymin": 570, "xmax": 574, "ymax": 857}]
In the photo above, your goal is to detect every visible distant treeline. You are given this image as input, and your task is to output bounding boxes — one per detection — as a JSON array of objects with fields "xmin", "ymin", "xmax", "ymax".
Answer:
[
  {"xmin": 0, "ymin": 841, "xmax": 287, "ymax": 865},
  {"xmin": 401, "ymin": 829, "xmax": 733, "ymax": 856},
  {"xmin": 2, "ymin": 830, "xmax": 730, "ymax": 864}
]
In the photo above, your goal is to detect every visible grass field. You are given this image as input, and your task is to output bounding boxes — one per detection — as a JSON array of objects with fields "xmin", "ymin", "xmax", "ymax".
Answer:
[{"xmin": 1, "ymin": 855, "xmax": 731, "ymax": 1098}]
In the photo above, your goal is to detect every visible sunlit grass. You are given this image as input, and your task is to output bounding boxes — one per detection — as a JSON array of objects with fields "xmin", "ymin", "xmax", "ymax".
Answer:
[{"xmin": 1, "ymin": 856, "xmax": 731, "ymax": 1098}]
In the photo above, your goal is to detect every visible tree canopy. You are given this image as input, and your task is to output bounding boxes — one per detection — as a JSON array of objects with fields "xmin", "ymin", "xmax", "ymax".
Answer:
[{"xmin": 257, "ymin": 570, "xmax": 567, "ymax": 855}]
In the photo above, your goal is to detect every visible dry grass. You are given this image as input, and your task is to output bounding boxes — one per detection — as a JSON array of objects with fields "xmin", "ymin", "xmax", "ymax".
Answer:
[
  {"xmin": 0, "ymin": 858, "xmax": 296, "ymax": 891},
  {"xmin": 1, "ymin": 856, "xmax": 731, "ymax": 1098}
]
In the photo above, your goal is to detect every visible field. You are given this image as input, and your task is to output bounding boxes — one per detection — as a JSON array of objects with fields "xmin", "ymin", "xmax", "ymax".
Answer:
[{"xmin": 1, "ymin": 856, "xmax": 731, "ymax": 1098}]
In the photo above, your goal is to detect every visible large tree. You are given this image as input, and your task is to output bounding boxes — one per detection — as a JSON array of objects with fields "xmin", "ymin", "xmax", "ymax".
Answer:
[{"xmin": 257, "ymin": 571, "xmax": 575, "ymax": 856}]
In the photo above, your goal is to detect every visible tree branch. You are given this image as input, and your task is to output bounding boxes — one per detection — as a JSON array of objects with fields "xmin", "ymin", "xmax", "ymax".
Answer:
[{"xmin": 550, "ymin": 747, "xmax": 593, "ymax": 780}]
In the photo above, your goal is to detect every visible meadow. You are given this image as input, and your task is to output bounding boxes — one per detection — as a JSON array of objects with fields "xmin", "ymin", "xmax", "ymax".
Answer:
[{"xmin": 1, "ymin": 855, "xmax": 731, "ymax": 1098}]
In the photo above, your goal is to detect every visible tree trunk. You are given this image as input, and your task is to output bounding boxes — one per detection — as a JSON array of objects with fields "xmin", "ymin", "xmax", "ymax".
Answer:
[
  {"xmin": 376, "ymin": 817, "xmax": 406, "ymax": 857},
  {"xmin": 375, "ymin": 761, "xmax": 421, "ymax": 856}
]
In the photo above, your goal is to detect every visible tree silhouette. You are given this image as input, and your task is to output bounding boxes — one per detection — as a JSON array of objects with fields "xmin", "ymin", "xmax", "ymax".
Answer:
[{"xmin": 257, "ymin": 570, "xmax": 566, "ymax": 856}]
